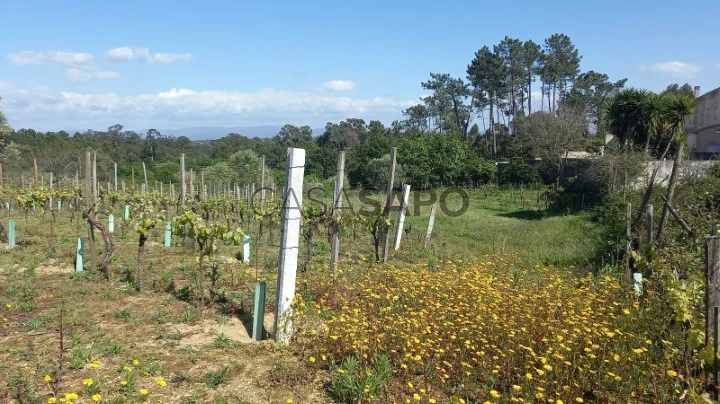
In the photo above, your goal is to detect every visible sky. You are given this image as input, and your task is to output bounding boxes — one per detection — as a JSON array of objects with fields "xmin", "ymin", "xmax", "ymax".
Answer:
[{"xmin": 1, "ymin": 0, "xmax": 719, "ymax": 135}]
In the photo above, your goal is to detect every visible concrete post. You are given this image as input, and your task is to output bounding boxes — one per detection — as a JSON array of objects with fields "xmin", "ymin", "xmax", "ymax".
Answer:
[
  {"xmin": 394, "ymin": 184, "xmax": 411, "ymax": 251},
  {"xmin": 274, "ymin": 148, "xmax": 305, "ymax": 345},
  {"xmin": 330, "ymin": 151, "xmax": 345, "ymax": 277}
]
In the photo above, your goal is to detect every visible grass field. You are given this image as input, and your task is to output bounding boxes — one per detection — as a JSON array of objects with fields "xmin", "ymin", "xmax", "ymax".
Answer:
[{"xmin": 0, "ymin": 186, "xmax": 626, "ymax": 403}]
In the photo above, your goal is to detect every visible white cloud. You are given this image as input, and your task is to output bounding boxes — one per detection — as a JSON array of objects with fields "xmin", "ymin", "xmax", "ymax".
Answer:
[
  {"xmin": 66, "ymin": 68, "xmax": 93, "ymax": 82},
  {"xmin": 0, "ymin": 80, "xmax": 414, "ymax": 131},
  {"xmin": 106, "ymin": 46, "xmax": 150, "ymax": 61},
  {"xmin": 9, "ymin": 51, "xmax": 93, "ymax": 66},
  {"xmin": 66, "ymin": 68, "xmax": 119, "ymax": 82},
  {"xmin": 639, "ymin": 61, "xmax": 701, "ymax": 78},
  {"xmin": 152, "ymin": 53, "xmax": 193, "ymax": 63},
  {"xmin": 106, "ymin": 46, "xmax": 192, "ymax": 63},
  {"xmin": 321, "ymin": 80, "xmax": 356, "ymax": 91}
]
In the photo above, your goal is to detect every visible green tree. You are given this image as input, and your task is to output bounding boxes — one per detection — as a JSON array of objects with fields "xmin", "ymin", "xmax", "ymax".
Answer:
[
  {"xmin": 402, "ymin": 104, "xmax": 430, "ymax": 133},
  {"xmin": 275, "ymin": 124, "xmax": 314, "ymax": 149},
  {"xmin": 540, "ymin": 34, "xmax": 581, "ymax": 112},
  {"xmin": 496, "ymin": 37, "xmax": 524, "ymax": 118},
  {"xmin": 421, "ymin": 73, "xmax": 475, "ymax": 138},
  {"xmin": 468, "ymin": 46, "xmax": 507, "ymax": 156},
  {"xmin": 563, "ymin": 71, "xmax": 627, "ymax": 133},
  {"xmin": 662, "ymin": 83, "xmax": 695, "ymax": 98},
  {"xmin": 227, "ymin": 149, "xmax": 262, "ymax": 185},
  {"xmin": 519, "ymin": 40, "xmax": 542, "ymax": 114},
  {"xmin": 514, "ymin": 110, "xmax": 586, "ymax": 187}
]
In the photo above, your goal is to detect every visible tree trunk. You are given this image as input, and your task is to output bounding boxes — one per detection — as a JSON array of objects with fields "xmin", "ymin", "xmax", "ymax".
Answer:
[
  {"xmin": 304, "ymin": 227, "xmax": 313, "ymax": 272},
  {"xmin": 489, "ymin": 98, "xmax": 496, "ymax": 157},
  {"xmin": 657, "ymin": 143, "xmax": 684, "ymax": 242},
  {"xmin": 527, "ymin": 75, "xmax": 533, "ymax": 114}
]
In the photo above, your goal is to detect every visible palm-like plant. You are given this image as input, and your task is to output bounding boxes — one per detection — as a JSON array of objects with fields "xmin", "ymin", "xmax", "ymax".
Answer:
[
  {"xmin": 604, "ymin": 88, "xmax": 650, "ymax": 150},
  {"xmin": 605, "ymin": 89, "xmax": 696, "ymax": 157},
  {"xmin": 641, "ymin": 93, "xmax": 670, "ymax": 153}
]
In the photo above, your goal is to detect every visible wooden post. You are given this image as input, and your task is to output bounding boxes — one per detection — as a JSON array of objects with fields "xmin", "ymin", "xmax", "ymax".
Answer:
[
  {"xmin": 190, "ymin": 169, "xmax": 195, "ymax": 197},
  {"xmin": 142, "ymin": 162, "xmax": 149, "ymax": 194},
  {"xmin": 93, "ymin": 152, "xmax": 97, "ymax": 200},
  {"xmin": 131, "ymin": 167, "xmax": 135, "ymax": 193},
  {"xmin": 201, "ymin": 170, "xmax": 205, "ymax": 198},
  {"xmin": 260, "ymin": 156, "xmax": 266, "ymax": 211},
  {"xmin": 382, "ymin": 147, "xmax": 397, "ymax": 263},
  {"xmin": 626, "ymin": 202, "xmax": 632, "ymax": 278},
  {"xmin": 330, "ymin": 151, "xmax": 345, "ymax": 277},
  {"xmin": 85, "ymin": 152, "xmax": 92, "ymax": 208},
  {"xmin": 646, "ymin": 204, "xmax": 654, "ymax": 246},
  {"xmin": 114, "ymin": 162, "xmax": 118, "ymax": 191},
  {"xmin": 49, "ymin": 172, "xmax": 54, "ymax": 208},
  {"xmin": 394, "ymin": 184, "xmax": 411, "ymax": 251},
  {"xmin": 274, "ymin": 148, "xmax": 305, "ymax": 345},
  {"xmin": 706, "ymin": 236, "xmax": 720, "ymax": 392},
  {"xmin": 85, "ymin": 151, "xmax": 96, "ymax": 269},
  {"xmin": 34, "ymin": 158, "xmax": 39, "ymax": 186},
  {"xmin": 424, "ymin": 202, "xmax": 438, "ymax": 248},
  {"xmin": 715, "ymin": 306, "xmax": 720, "ymax": 401},
  {"xmin": 252, "ymin": 281, "xmax": 266, "ymax": 341},
  {"xmin": 180, "ymin": 154, "xmax": 186, "ymax": 209}
]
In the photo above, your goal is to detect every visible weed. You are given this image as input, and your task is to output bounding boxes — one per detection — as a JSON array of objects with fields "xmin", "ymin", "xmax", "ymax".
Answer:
[
  {"xmin": 113, "ymin": 308, "xmax": 132, "ymax": 320},
  {"xmin": 326, "ymin": 355, "xmax": 392, "ymax": 403},
  {"xmin": 181, "ymin": 309, "xmax": 197, "ymax": 324},
  {"xmin": 212, "ymin": 333, "xmax": 238, "ymax": 350},
  {"xmin": 203, "ymin": 366, "xmax": 230, "ymax": 388}
]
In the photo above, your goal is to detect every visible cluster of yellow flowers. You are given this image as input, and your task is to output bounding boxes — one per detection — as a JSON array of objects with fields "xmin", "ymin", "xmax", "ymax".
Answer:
[
  {"xmin": 295, "ymin": 258, "xmax": 684, "ymax": 402},
  {"xmin": 43, "ymin": 358, "xmax": 169, "ymax": 403}
]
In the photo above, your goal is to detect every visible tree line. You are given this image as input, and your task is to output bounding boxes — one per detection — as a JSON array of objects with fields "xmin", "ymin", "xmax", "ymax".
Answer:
[{"xmin": 0, "ymin": 32, "xmax": 700, "ymax": 192}]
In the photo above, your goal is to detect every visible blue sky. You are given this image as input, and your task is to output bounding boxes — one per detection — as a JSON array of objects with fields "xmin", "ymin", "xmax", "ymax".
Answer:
[{"xmin": 1, "ymin": 0, "xmax": 719, "ymax": 134}]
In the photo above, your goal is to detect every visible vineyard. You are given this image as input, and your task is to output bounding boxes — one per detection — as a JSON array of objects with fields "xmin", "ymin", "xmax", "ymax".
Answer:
[{"xmin": 0, "ymin": 154, "xmax": 715, "ymax": 403}]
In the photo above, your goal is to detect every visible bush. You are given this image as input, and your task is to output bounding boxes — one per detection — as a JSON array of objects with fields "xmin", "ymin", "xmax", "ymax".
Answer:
[{"xmin": 499, "ymin": 159, "xmax": 541, "ymax": 185}]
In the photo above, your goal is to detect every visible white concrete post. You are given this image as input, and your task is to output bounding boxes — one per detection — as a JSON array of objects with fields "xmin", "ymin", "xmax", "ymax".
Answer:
[
  {"xmin": 330, "ymin": 151, "xmax": 345, "ymax": 277},
  {"xmin": 424, "ymin": 202, "xmax": 438, "ymax": 248},
  {"xmin": 394, "ymin": 184, "xmax": 411, "ymax": 251},
  {"xmin": 274, "ymin": 148, "xmax": 305, "ymax": 345}
]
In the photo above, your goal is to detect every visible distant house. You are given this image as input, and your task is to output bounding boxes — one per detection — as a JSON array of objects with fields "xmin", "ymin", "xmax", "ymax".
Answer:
[{"xmin": 685, "ymin": 86, "xmax": 720, "ymax": 160}]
